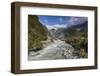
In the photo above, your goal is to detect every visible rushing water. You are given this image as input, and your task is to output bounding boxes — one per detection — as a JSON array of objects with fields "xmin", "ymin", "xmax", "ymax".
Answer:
[{"xmin": 28, "ymin": 39, "xmax": 79, "ymax": 60}]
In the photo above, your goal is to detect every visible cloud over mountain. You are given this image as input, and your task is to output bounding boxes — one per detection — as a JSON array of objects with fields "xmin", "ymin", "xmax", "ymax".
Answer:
[{"xmin": 38, "ymin": 15, "xmax": 88, "ymax": 30}]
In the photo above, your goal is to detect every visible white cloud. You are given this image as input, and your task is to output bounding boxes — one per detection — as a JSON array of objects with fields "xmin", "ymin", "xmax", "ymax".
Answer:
[
  {"xmin": 68, "ymin": 17, "xmax": 87, "ymax": 25},
  {"xmin": 45, "ymin": 24, "xmax": 67, "ymax": 30}
]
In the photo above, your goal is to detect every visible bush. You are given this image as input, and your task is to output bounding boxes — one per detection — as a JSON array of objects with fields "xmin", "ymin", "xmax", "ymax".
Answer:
[
  {"xmin": 65, "ymin": 32, "xmax": 88, "ymax": 58},
  {"xmin": 28, "ymin": 15, "xmax": 48, "ymax": 50}
]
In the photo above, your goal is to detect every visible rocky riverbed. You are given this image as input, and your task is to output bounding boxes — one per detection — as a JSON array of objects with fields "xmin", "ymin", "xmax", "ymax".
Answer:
[{"xmin": 28, "ymin": 39, "xmax": 80, "ymax": 60}]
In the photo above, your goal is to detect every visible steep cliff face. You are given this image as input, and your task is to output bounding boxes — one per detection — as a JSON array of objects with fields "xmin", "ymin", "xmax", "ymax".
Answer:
[{"xmin": 28, "ymin": 15, "xmax": 49, "ymax": 50}]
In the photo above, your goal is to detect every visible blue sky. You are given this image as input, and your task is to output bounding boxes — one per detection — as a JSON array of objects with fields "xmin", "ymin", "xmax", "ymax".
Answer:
[{"xmin": 38, "ymin": 15, "xmax": 87, "ymax": 29}]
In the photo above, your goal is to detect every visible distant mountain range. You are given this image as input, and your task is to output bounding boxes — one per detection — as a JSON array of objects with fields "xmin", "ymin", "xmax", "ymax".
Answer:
[
  {"xmin": 68, "ymin": 21, "xmax": 88, "ymax": 31},
  {"xmin": 49, "ymin": 21, "xmax": 88, "ymax": 40}
]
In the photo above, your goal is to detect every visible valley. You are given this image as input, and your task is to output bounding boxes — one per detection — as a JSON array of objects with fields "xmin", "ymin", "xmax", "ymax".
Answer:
[{"xmin": 28, "ymin": 15, "xmax": 88, "ymax": 60}]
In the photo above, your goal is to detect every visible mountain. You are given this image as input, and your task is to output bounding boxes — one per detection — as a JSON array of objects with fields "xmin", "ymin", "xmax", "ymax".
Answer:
[
  {"xmin": 67, "ymin": 21, "xmax": 88, "ymax": 32},
  {"xmin": 28, "ymin": 15, "xmax": 49, "ymax": 50},
  {"xmin": 49, "ymin": 28, "xmax": 67, "ymax": 40},
  {"xmin": 49, "ymin": 21, "xmax": 88, "ymax": 40},
  {"xmin": 48, "ymin": 21, "xmax": 88, "ymax": 58}
]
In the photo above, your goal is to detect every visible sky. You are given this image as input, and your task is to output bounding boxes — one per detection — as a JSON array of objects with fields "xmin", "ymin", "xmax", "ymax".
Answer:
[{"xmin": 38, "ymin": 15, "xmax": 88, "ymax": 30}]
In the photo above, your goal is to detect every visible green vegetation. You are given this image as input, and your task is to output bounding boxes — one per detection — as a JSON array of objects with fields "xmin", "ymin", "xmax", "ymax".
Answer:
[
  {"xmin": 28, "ymin": 15, "xmax": 88, "ymax": 58},
  {"xmin": 65, "ymin": 28, "xmax": 88, "ymax": 58},
  {"xmin": 28, "ymin": 15, "xmax": 48, "ymax": 50}
]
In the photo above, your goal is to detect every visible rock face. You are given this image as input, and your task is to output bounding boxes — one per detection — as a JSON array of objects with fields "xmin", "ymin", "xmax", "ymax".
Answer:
[{"xmin": 28, "ymin": 40, "xmax": 79, "ymax": 60}]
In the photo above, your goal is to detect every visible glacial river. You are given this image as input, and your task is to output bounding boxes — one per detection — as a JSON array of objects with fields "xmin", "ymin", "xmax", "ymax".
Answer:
[{"xmin": 28, "ymin": 39, "xmax": 79, "ymax": 60}]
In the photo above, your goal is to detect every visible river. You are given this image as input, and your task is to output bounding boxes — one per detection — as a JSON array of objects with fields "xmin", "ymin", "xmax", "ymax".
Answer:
[{"xmin": 28, "ymin": 39, "xmax": 79, "ymax": 60}]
